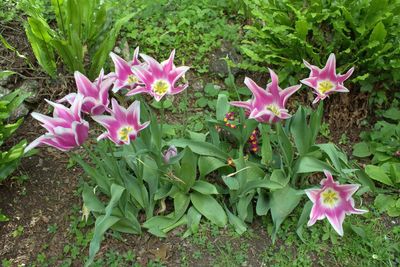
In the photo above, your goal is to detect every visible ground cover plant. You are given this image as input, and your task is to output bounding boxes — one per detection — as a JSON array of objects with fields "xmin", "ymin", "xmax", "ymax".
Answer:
[
  {"xmin": 0, "ymin": 75, "xmax": 30, "ymax": 182},
  {"xmin": 1, "ymin": 0, "xmax": 399, "ymax": 266},
  {"xmin": 115, "ymin": 0, "xmax": 243, "ymax": 73},
  {"xmin": 353, "ymin": 104, "xmax": 400, "ymax": 217},
  {"xmin": 238, "ymin": 0, "xmax": 400, "ymax": 104}
]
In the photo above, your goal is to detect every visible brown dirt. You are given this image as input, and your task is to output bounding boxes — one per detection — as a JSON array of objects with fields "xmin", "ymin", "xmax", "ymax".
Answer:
[{"xmin": 0, "ymin": 117, "xmax": 80, "ymax": 264}]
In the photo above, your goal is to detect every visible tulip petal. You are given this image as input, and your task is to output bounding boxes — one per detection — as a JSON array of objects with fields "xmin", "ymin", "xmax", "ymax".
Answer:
[
  {"xmin": 75, "ymin": 71, "xmax": 98, "ymax": 98},
  {"xmin": 326, "ymin": 210, "xmax": 345, "ymax": 236},
  {"xmin": 57, "ymin": 93, "xmax": 77, "ymax": 105},
  {"xmin": 230, "ymin": 100, "xmax": 251, "ymax": 109}
]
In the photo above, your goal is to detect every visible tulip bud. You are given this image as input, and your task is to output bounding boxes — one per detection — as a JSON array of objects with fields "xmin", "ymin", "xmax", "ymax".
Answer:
[{"xmin": 163, "ymin": 145, "xmax": 178, "ymax": 163}]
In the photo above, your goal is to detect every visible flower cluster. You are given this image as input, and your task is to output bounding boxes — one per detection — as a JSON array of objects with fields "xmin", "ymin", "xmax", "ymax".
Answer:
[
  {"xmin": 248, "ymin": 128, "xmax": 260, "ymax": 153},
  {"xmin": 26, "ymin": 49, "xmax": 363, "ymax": 237},
  {"xmin": 26, "ymin": 48, "xmax": 189, "ymax": 152},
  {"xmin": 223, "ymin": 111, "xmax": 237, "ymax": 128},
  {"xmin": 230, "ymin": 54, "xmax": 354, "ymax": 122}
]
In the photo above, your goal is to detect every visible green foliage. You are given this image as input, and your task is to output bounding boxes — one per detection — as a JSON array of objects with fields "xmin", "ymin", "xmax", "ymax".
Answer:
[
  {"xmin": 0, "ymin": 0, "xmax": 18, "ymax": 23},
  {"xmin": 120, "ymin": 0, "xmax": 242, "ymax": 73},
  {"xmin": 0, "ymin": 88, "xmax": 30, "ymax": 182},
  {"xmin": 19, "ymin": 0, "xmax": 133, "ymax": 78},
  {"xmin": 353, "ymin": 107, "xmax": 400, "ymax": 217},
  {"xmin": 239, "ymin": 0, "xmax": 400, "ymax": 93}
]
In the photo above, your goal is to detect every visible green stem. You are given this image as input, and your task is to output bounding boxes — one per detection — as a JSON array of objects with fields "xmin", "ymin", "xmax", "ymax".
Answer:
[
  {"xmin": 56, "ymin": 0, "xmax": 66, "ymax": 37},
  {"xmin": 160, "ymin": 99, "xmax": 165, "ymax": 149},
  {"xmin": 183, "ymin": 88, "xmax": 188, "ymax": 137}
]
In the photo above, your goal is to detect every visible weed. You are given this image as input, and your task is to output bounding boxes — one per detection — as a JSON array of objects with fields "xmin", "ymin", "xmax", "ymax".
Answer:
[{"xmin": 11, "ymin": 225, "xmax": 24, "ymax": 238}]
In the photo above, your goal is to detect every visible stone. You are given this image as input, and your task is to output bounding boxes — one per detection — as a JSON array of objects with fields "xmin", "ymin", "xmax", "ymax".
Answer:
[
  {"xmin": 10, "ymin": 103, "xmax": 29, "ymax": 120},
  {"xmin": 0, "ymin": 73, "xmax": 14, "ymax": 87},
  {"xmin": 19, "ymin": 80, "xmax": 40, "ymax": 104},
  {"xmin": 0, "ymin": 86, "xmax": 11, "ymax": 98},
  {"xmin": 209, "ymin": 41, "xmax": 242, "ymax": 76}
]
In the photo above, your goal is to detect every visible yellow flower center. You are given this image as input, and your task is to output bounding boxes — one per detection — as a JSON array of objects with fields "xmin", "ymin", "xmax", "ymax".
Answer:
[
  {"xmin": 321, "ymin": 188, "xmax": 339, "ymax": 207},
  {"xmin": 127, "ymin": 75, "xmax": 138, "ymax": 84},
  {"xmin": 152, "ymin": 80, "xmax": 170, "ymax": 95},
  {"xmin": 118, "ymin": 126, "xmax": 134, "ymax": 142},
  {"xmin": 317, "ymin": 80, "xmax": 334, "ymax": 94},
  {"xmin": 266, "ymin": 104, "xmax": 281, "ymax": 116}
]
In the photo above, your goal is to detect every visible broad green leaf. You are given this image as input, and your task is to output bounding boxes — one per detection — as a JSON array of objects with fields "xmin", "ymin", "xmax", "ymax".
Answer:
[
  {"xmin": 237, "ymin": 193, "xmax": 253, "ymax": 221},
  {"xmin": 27, "ymin": 17, "xmax": 53, "ymax": 42},
  {"xmin": 24, "ymin": 25, "xmax": 56, "ymax": 77},
  {"xmin": 198, "ymin": 156, "xmax": 227, "ymax": 178},
  {"xmin": 296, "ymin": 201, "xmax": 312, "ymax": 242},
  {"xmin": 170, "ymin": 139, "xmax": 229, "ymax": 160},
  {"xmin": 295, "ymin": 156, "xmax": 335, "ymax": 174},
  {"xmin": 82, "ymin": 184, "xmax": 105, "ymax": 213},
  {"xmin": 190, "ymin": 192, "xmax": 227, "ymax": 227},
  {"xmin": 192, "ymin": 180, "xmax": 219, "ymax": 194},
  {"xmin": 261, "ymin": 127, "xmax": 272, "ymax": 164},
  {"xmin": 270, "ymin": 169, "xmax": 289, "ymax": 188},
  {"xmin": 270, "ymin": 186, "xmax": 302, "ymax": 242},
  {"xmin": 188, "ymin": 131, "xmax": 207, "ymax": 142},
  {"xmin": 222, "ymin": 175, "xmax": 240, "ymax": 190},
  {"xmin": 112, "ymin": 218, "xmax": 141, "ymax": 234},
  {"xmin": 241, "ymin": 179, "xmax": 284, "ymax": 195},
  {"xmin": 317, "ymin": 143, "xmax": 348, "ymax": 172},
  {"xmin": 365, "ymin": 165, "xmax": 393, "ymax": 186},
  {"xmin": 310, "ymin": 102, "xmax": 323, "ymax": 143},
  {"xmin": 183, "ymin": 207, "xmax": 202, "ymax": 237},
  {"xmin": 290, "ymin": 107, "xmax": 311, "ymax": 155},
  {"xmin": 180, "ymin": 147, "xmax": 197, "ymax": 192},
  {"xmin": 352, "ymin": 142, "xmax": 371, "ymax": 157},
  {"xmin": 374, "ymin": 194, "xmax": 397, "ymax": 213},
  {"xmin": 216, "ymin": 94, "xmax": 230, "ymax": 121},
  {"xmin": 276, "ymin": 122, "xmax": 293, "ymax": 165},
  {"xmin": 86, "ymin": 184, "xmax": 125, "ymax": 266},
  {"xmin": 225, "ymin": 207, "xmax": 247, "ymax": 235},
  {"xmin": 256, "ymin": 190, "xmax": 269, "ymax": 216},
  {"xmin": 383, "ymin": 108, "xmax": 400, "ymax": 120}
]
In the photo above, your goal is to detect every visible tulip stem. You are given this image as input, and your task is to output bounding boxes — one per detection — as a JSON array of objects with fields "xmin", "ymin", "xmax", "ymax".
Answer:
[{"xmin": 160, "ymin": 99, "xmax": 165, "ymax": 148}]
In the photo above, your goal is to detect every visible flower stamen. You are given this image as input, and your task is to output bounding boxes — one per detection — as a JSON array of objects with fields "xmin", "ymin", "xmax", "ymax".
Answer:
[
  {"xmin": 321, "ymin": 188, "xmax": 339, "ymax": 207},
  {"xmin": 127, "ymin": 75, "xmax": 138, "ymax": 84},
  {"xmin": 266, "ymin": 104, "xmax": 281, "ymax": 116},
  {"xmin": 317, "ymin": 80, "xmax": 334, "ymax": 94},
  {"xmin": 118, "ymin": 126, "xmax": 134, "ymax": 142},
  {"xmin": 152, "ymin": 80, "xmax": 170, "ymax": 96}
]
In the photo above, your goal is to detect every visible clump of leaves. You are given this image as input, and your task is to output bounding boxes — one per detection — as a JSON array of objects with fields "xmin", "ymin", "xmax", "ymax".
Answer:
[
  {"xmin": 0, "ymin": 85, "xmax": 31, "ymax": 182},
  {"xmin": 238, "ymin": 0, "xmax": 400, "ymax": 98},
  {"xmin": 353, "ymin": 106, "xmax": 400, "ymax": 217},
  {"xmin": 19, "ymin": 0, "xmax": 133, "ymax": 78},
  {"xmin": 120, "ymin": 0, "xmax": 242, "ymax": 73}
]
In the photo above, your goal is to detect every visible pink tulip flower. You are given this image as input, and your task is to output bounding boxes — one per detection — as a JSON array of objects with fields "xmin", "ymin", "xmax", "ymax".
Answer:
[
  {"xmin": 58, "ymin": 70, "xmax": 112, "ymax": 116},
  {"xmin": 110, "ymin": 47, "xmax": 142, "ymax": 93},
  {"xmin": 126, "ymin": 50, "xmax": 190, "ymax": 102},
  {"xmin": 92, "ymin": 99, "xmax": 149, "ymax": 145},
  {"xmin": 230, "ymin": 69, "xmax": 301, "ymax": 123},
  {"xmin": 25, "ymin": 94, "xmax": 89, "ymax": 152},
  {"xmin": 301, "ymin": 53, "xmax": 354, "ymax": 104},
  {"xmin": 305, "ymin": 170, "xmax": 367, "ymax": 236}
]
